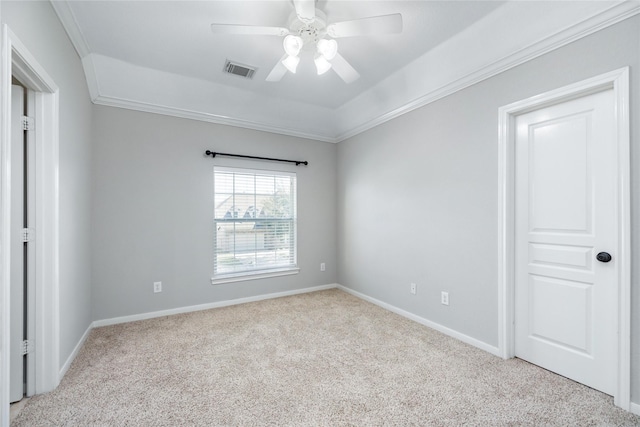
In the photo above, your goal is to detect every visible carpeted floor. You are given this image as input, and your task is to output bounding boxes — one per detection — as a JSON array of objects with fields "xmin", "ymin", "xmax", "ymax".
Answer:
[{"xmin": 11, "ymin": 289, "xmax": 640, "ymax": 426}]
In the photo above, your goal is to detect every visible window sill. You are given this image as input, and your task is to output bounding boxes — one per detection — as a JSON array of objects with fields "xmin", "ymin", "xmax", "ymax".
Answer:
[{"xmin": 211, "ymin": 267, "xmax": 300, "ymax": 285}]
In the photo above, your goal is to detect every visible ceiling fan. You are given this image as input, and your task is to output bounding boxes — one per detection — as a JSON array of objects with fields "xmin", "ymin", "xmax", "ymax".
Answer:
[{"xmin": 211, "ymin": 0, "xmax": 403, "ymax": 83}]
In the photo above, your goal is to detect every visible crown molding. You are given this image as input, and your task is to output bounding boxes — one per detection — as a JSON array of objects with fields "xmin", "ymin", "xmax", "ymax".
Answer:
[
  {"xmin": 54, "ymin": 0, "xmax": 639, "ymax": 144},
  {"xmin": 334, "ymin": 0, "xmax": 640, "ymax": 142},
  {"xmin": 49, "ymin": 0, "xmax": 90, "ymax": 59},
  {"xmin": 91, "ymin": 94, "xmax": 338, "ymax": 143},
  {"xmin": 82, "ymin": 54, "xmax": 338, "ymax": 143}
]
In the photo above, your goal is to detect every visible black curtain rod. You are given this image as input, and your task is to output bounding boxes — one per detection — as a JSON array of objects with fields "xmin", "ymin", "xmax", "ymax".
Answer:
[{"xmin": 205, "ymin": 150, "xmax": 308, "ymax": 166}]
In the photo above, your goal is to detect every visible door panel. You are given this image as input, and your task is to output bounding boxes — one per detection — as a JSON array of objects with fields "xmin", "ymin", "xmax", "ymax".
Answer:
[
  {"xmin": 528, "ymin": 114, "xmax": 591, "ymax": 233},
  {"xmin": 529, "ymin": 243, "xmax": 592, "ymax": 270},
  {"xmin": 515, "ymin": 88, "xmax": 616, "ymax": 395},
  {"xmin": 529, "ymin": 275, "xmax": 591, "ymax": 352}
]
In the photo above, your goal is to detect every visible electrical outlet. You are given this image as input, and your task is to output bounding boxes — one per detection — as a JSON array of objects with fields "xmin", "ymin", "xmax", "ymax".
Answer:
[
  {"xmin": 320, "ymin": 262, "xmax": 326, "ymax": 272},
  {"xmin": 153, "ymin": 281, "xmax": 162, "ymax": 293},
  {"xmin": 441, "ymin": 291, "xmax": 449, "ymax": 306},
  {"xmin": 410, "ymin": 283, "xmax": 417, "ymax": 295}
]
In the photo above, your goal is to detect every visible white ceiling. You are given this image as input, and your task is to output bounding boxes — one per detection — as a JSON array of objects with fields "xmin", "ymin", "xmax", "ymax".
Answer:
[{"xmin": 51, "ymin": 0, "xmax": 635, "ymax": 142}]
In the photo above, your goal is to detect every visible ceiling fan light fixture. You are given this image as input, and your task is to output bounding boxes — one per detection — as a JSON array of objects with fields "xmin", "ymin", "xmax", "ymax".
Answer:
[
  {"xmin": 317, "ymin": 38, "xmax": 337, "ymax": 60},
  {"xmin": 283, "ymin": 35, "xmax": 304, "ymax": 57},
  {"xmin": 282, "ymin": 55, "xmax": 301, "ymax": 73},
  {"xmin": 314, "ymin": 54, "xmax": 332, "ymax": 75}
]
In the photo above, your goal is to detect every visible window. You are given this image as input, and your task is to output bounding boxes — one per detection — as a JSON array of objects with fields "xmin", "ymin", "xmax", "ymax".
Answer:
[{"xmin": 213, "ymin": 167, "xmax": 297, "ymax": 282}]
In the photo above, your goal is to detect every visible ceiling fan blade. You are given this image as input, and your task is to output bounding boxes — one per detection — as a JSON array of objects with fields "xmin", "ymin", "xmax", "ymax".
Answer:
[
  {"xmin": 266, "ymin": 55, "xmax": 289, "ymax": 82},
  {"xmin": 327, "ymin": 13, "xmax": 403, "ymax": 38},
  {"xmin": 331, "ymin": 53, "xmax": 360, "ymax": 84},
  {"xmin": 211, "ymin": 24, "xmax": 289, "ymax": 36},
  {"xmin": 293, "ymin": 0, "xmax": 316, "ymax": 23}
]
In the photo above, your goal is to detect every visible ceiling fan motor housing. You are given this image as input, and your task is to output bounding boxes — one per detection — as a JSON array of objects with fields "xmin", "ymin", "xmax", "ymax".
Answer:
[{"xmin": 289, "ymin": 10, "xmax": 328, "ymax": 49}]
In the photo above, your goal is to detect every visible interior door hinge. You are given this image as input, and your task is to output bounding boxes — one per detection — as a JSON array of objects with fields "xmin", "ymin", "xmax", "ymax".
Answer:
[
  {"xmin": 22, "ymin": 228, "xmax": 34, "ymax": 243},
  {"xmin": 21, "ymin": 116, "xmax": 34, "ymax": 131},
  {"xmin": 21, "ymin": 340, "xmax": 34, "ymax": 356}
]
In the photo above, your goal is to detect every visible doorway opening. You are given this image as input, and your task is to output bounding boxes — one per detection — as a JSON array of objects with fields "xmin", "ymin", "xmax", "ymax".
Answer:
[
  {"xmin": 1, "ymin": 25, "xmax": 61, "ymax": 424},
  {"xmin": 9, "ymin": 77, "xmax": 36, "ymax": 404}
]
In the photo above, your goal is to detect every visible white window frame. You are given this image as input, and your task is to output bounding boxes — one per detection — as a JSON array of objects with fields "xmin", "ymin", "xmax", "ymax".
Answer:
[{"xmin": 211, "ymin": 166, "xmax": 298, "ymax": 285}]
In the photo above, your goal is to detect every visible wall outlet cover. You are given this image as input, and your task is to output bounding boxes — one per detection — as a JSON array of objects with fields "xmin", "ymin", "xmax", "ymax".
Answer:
[{"xmin": 441, "ymin": 291, "xmax": 449, "ymax": 305}]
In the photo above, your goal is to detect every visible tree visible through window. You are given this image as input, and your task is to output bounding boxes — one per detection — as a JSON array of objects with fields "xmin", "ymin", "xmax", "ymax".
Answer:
[{"xmin": 214, "ymin": 167, "xmax": 297, "ymax": 277}]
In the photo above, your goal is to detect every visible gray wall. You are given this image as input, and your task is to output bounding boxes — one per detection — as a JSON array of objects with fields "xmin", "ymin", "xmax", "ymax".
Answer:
[
  {"xmin": 1, "ymin": 2, "xmax": 94, "ymax": 368},
  {"xmin": 91, "ymin": 106, "xmax": 337, "ymax": 320},
  {"xmin": 337, "ymin": 16, "xmax": 640, "ymax": 401}
]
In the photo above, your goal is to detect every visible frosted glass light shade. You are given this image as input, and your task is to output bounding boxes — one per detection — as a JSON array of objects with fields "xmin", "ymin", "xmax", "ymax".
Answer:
[
  {"xmin": 314, "ymin": 54, "xmax": 332, "ymax": 75},
  {"xmin": 317, "ymin": 39, "xmax": 337, "ymax": 60},
  {"xmin": 282, "ymin": 55, "xmax": 300, "ymax": 73},
  {"xmin": 283, "ymin": 35, "xmax": 303, "ymax": 57}
]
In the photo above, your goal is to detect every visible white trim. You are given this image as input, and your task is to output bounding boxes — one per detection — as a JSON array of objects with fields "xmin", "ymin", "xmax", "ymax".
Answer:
[
  {"xmin": 1, "ymin": 25, "xmax": 61, "ymax": 411},
  {"xmin": 59, "ymin": 323, "xmax": 92, "ymax": 380},
  {"xmin": 336, "ymin": 285, "xmax": 501, "ymax": 357},
  {"xmin": 335, "ymin": 2, "xmax": 640, "ymax": 143},
  {"xmin": 94, "ymin": 284, "xmax": 337, "ymax": 328},
  {"xmin": 497, "ymin": 67, "xmax": 630, "ymax": 410},
  {"xmin": 614, "ymin": 66, "xmax": 632, "ymax": 412},
  {"xmin": 90, "ymin": 93, "xmax": 338, "ymax": 144},
  {"xmin": 0, "ymin": 21, "xmax": 12, "ymax": 427},
  {"xmin": 34, "ymin": 88, "xmax": 60, "ymax": 395},
  {"xmin": 630, "ymin": 403, "xmax": 640, "ymax": 416},
  {"xmin": 211, "ymin": 268, "xmax": 300, "ymax": 285}
]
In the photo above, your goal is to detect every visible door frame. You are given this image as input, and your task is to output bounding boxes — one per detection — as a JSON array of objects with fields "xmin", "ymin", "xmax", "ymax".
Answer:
[
  {"xmin": 1, "ymin": 25, "xmax": 60, "ymax": 423},
  {"xmin": 497, "ymin": 67, "xmax": 630, "ymax": 410}
]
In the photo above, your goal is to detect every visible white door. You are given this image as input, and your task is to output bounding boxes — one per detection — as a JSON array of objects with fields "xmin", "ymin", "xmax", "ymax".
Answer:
[
  {"xmin": 514, "ymin": 88, "xmax": 617, "ymax": 395},
  {"xmin": 10, "ymin": 84, "xmax": 26, "ymax": 402}
]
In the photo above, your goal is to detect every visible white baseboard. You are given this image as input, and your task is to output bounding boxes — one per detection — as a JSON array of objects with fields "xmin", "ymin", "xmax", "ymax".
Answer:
[
  {"xmin": 59, "ymin": 323, "xmax": 93, "ymax": 380},
  {"xmin": 630, "ymin": 402, "xmax": 640, "ymax": 416},
  {"xmin": 336, "ymin": 284, "xmax": 501, "ymax": 357},
  {"xmin": 93, "ymin": 284, "xmax": 338, "ymax": 328}
]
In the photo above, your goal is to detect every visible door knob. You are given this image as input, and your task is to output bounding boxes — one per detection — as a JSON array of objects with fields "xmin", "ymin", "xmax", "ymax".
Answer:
[{"xmin": 596, "ymin": 252, "xmax": 612, "ymax": 263}]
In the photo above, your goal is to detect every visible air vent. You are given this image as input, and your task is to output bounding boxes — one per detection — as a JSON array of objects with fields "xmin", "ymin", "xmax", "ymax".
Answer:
[{"xmin": 224, "ymin": 60, "xmax": 256, "ymax": 79}]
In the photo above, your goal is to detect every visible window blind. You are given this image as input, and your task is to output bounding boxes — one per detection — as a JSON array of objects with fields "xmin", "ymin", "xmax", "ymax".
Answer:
[{"xmin": 213, "ymin": 167, "xmax": 297, "ymax": 277}]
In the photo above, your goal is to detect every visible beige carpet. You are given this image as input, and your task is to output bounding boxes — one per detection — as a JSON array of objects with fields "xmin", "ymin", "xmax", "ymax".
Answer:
[{"xmin": 12, "ymin": 289, "xmax": 640, "ymax": 426}]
